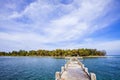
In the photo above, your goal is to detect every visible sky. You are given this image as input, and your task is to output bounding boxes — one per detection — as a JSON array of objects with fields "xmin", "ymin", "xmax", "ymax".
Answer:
[{"xmin": 0, "ymin": 0, "xmax": 120, "ymax": 55}]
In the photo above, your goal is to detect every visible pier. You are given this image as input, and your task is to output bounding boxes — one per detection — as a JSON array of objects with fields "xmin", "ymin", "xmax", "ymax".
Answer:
[{"xmin": 55, "ymin": 57, "xmax": 96, "ymax": 80}]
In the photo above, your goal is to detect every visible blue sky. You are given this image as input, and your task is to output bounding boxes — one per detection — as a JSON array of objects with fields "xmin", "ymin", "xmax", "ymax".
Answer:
[{"xmin": 0, "ymin": 0, "xmax": 120, "ymax": 55}]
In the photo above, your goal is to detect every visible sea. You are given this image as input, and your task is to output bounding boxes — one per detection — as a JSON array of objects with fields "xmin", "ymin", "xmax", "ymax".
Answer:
[{"xmin": 0, "ymin": 56, "xmax": 120, "ymax": 80}]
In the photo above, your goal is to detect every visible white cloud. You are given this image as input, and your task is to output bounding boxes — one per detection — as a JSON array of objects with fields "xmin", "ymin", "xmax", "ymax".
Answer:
[
  {"xmin": 0, "ymin": 0, "xmax": 120, "ymax": 54},
  {"xmin": 75, "ymin": 40, "xmax": 120, "ymax": 55}
]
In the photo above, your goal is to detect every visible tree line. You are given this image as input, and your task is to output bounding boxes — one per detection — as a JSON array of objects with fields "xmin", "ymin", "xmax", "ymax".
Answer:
[{"xmin": 0, "ymin": 48, "xmax": 106, "ymax": 56}]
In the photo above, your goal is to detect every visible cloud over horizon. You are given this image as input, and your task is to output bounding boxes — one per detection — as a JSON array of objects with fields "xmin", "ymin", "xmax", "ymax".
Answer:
[{"xmin": 0, "ymin": 0, "xmax": 120, "ymax": 55}]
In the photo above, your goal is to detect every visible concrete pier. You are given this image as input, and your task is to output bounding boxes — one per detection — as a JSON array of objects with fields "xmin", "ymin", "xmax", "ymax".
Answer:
[{"xmin": 55, "ymin": 57, "xmax": 96, "ymax": 80}]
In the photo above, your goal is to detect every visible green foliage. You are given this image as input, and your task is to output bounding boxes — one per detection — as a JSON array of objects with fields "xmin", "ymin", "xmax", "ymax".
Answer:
[{"xmin": 0, "ymin": 48, "xmax": 106, "ymax": 56}]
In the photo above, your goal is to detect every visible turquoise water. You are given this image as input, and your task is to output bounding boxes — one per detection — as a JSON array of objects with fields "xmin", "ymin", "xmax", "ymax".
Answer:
[
  {"xmin": 82, "ymin": 56, "xmax": 120, "ymax": 80},
  {"xmin": 0, "ymin": 56, "xmax": 120, "ymax": 80}
]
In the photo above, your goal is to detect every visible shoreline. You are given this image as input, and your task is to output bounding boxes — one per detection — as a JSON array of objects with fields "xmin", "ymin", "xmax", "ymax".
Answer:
[
  {"xmin": 0, "ymin": 55, "xmax": 107, "ymax": 58},
  {"xmin": 83, "ymin": 56, "xmax": 107, "ymax": 58}
]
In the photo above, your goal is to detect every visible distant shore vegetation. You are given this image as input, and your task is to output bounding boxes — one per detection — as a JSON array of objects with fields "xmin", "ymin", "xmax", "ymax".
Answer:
[{"xmin": 0, "ymin": 48, "xmax": 106, "ymax": 56}]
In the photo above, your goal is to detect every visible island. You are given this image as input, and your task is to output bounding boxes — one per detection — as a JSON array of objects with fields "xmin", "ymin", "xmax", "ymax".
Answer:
[{"xmin": 0, "ymin": 48, "xmax": 106, "ymax": 56}]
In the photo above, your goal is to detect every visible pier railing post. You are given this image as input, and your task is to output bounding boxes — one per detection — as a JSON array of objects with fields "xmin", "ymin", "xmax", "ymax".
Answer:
[
  {"xmin": 65, "ymin": 60, "xmax": 70, "ymax": 70},
  {"xmin": 90, "ymin": 73, "xmax": 96, "ymax": 80},
  {"xmin": 61, "ymin": 66, "xmax": 65, "ymax": 73},
  {"xmin": 64, "ymin": 64, "xmax": 67, "ymax": 70},
  {"xmin": 84, "ymin": 67, "xmax": 89, "ymax": 75},
  {"xmin": 55, "ymin": 72, "xmax": 61, "ymax": 80},
  {"xmin": 82, "ymin": 64, "xmax": 85, "ymax": 69}
]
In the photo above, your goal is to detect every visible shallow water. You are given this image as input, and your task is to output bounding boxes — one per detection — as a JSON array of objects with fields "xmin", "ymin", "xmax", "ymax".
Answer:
[{"xmin": 0, "ymin": 56, "xmax": 120, "ymax": 80}]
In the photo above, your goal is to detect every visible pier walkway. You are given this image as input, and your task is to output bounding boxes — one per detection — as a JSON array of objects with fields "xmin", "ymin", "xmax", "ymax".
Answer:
[{"xmin": 55, "ymin": 57, "xmax": 96, "ymax": 80}]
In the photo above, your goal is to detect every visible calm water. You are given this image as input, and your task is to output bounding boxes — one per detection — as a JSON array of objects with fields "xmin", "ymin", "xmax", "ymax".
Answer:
[{"xmin": 0, "ymin": 56, "xmax": 120, "ymax": 80}]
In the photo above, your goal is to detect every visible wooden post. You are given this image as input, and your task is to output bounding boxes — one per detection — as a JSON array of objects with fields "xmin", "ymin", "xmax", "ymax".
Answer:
[
  {"xmin": 64, "ymin": 64, "xmax": 67, "ymax": 70},
  {"xmin": 61, "ymin": 66, "xmax": 65, "ymax": 73},
  {"xmin": 82, "ymin": 64, "xmax": 84, "ymax": 69},
  {"xmin": 84, "ymin": 67, "xmax": 89, "ymax": 75},
  {"xmin": 55, "ymin": 72, "xmax": 61, "ymax": 80},
  {"xmin": 90, "ymin": 73, "xmax": 96, "ymax": 80},
  {"xmin": 78, "ymin": 61, "xmax": 82, "ymax": 66}
]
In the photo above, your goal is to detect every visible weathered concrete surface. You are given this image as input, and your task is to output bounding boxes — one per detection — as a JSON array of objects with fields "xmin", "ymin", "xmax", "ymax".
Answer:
[
  {"xmin": 55, "ymin": 57, "xmax": 96, "ymax": 80},
  {"xmin": 60, "ymin": 61, "xmax": 90, "ymax": 80}
]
